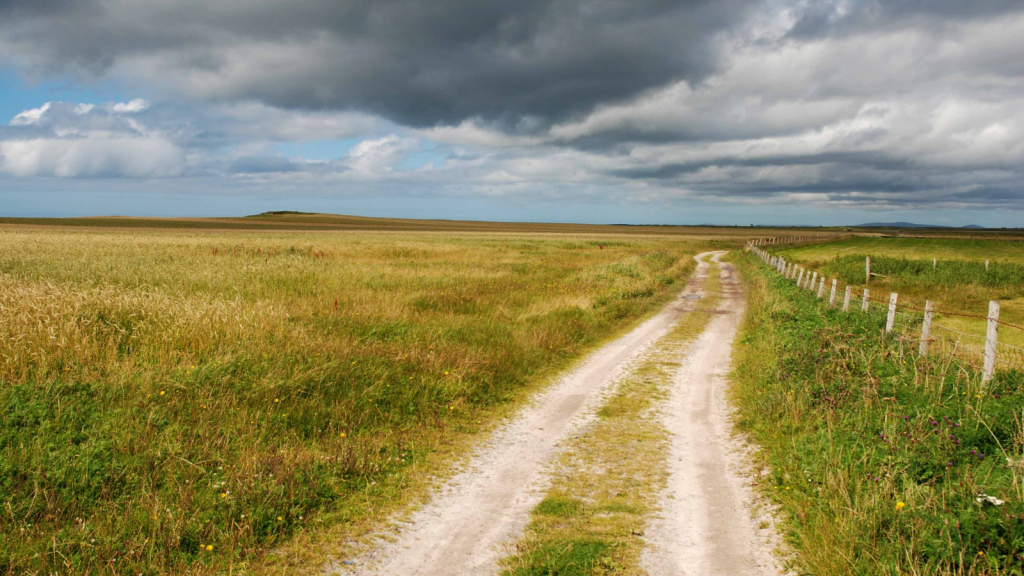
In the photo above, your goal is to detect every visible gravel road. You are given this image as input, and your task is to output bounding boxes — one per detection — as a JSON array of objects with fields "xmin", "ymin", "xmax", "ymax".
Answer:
[
  {"xmin": 337, "ymin": 252, "xmax": 783, "ymax": 576},
  {"xmin": 643, "ymin": 252, "xmax": 784, "ymax": 576}
]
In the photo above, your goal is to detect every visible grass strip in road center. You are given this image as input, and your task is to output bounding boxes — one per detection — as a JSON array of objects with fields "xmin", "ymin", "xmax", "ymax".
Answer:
[{"xmin": 499, "ymin": 258, "xmax": 724, "ymax": 576}]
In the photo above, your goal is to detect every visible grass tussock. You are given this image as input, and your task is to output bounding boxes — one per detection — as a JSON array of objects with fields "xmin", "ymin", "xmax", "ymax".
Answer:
[
  {"xmin": 0, "ymin": 227, "xmax": 714, "ymax": 575},
  {"xmin": 732, "ymin": 252, "xmax": 1024, "ymax": 575},
  {"xmin": 500, "ymin": 259, "xmax": 722, "ymax": 576}
]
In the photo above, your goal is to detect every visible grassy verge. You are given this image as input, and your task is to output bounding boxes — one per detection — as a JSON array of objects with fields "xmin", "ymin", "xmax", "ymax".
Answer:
[
  {"xmin": 499, "ymin": 258, "xmax": 723, "ymax": 576},
  {"xmin": 0, "ymin": 227, "xmax": 719, "ymax": 575},
  {"xmin": 732, "ymin": 251, "xmax": 1024, "ymax": 575}
]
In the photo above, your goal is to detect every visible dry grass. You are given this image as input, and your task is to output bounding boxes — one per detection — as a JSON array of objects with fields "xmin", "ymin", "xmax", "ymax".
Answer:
[{"xmin": 0, "ymin": 225, "xmax": 720, "ymax": 575}]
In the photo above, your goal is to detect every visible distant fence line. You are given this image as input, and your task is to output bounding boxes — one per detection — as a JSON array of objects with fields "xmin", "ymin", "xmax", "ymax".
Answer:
[
  {"xmin": 746, "ymin": 242, "xmax": 1024, "ymax": 383},
  {"xmin": 749, "ymin": 233, "xmax": 849, "ymax": 246}
]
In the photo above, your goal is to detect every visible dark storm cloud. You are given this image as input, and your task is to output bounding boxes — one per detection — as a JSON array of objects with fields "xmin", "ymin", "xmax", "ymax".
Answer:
[
  {"xmin": 3, "ymin": 0, "xmax": 1024, "ymax": 214},
  {"xmin": 0, "ymin": 0, "xmax": 755, "ymax": 128}
]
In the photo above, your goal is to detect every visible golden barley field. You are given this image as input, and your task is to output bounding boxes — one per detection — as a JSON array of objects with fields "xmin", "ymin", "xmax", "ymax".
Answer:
[{"xmin": 0, "ymin": 220, "xmax": 730, "ymax": 575}]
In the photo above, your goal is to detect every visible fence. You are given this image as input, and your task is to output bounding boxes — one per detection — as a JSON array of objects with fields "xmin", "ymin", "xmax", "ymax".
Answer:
[{"xmin": 747, "ymin": 242, "xmax": 1024, "ymax": 383}]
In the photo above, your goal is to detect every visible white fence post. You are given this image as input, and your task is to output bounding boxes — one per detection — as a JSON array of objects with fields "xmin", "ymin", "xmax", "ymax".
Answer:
[
  {"xmin": 885, "ymin": 292, "xmax": 898, "ymax": 333},
  {"xmin": 866, "ymin": 256, "xmax": 871, "ymax": 284},
  {"xmin": 983, "ymin": 300, "xmax": 1000, "ymax": 383},
  {"xmin": 817, "ymin": 278, "xmax": 826, "ymax": 299},
  {"xmin": 919, "ymin": 300, "xmax": 934, "ymax": 357},
  {"xmin": 842, "ymin": 285, "xmax": 851, "ymax": 312},
  {"xmin": 810, "ymin": 272, "xmax": 818, "ymax": 291},
  {"xmin": 829, "ymin": 279, "xmax": 837, "ymax": 307},
  {"xmin": 797, "ymin": 268, "xmax": 804, "ymax": 287},
  {"xmin": 862, "ymin": 288, "xmax": 870, "ymax": 312},
  {"xmin": 933, "ymin": 257, "xmax": 936, "ymax": 269},
  {"xmin": 986, "ymin": 259, "xmax": 990, "ymax": 271}
]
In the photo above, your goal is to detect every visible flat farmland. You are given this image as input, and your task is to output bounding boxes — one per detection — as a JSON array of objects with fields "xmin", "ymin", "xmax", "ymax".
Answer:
[{"xmin": 0, "ymin": 224, "xmax": 718, "ymax": 574}]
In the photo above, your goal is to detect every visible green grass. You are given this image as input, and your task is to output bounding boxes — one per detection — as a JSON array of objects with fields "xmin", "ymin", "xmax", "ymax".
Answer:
[
  {"xmin": 510, "ymin": 539, "xmax": 611, "ymax": 576},
  {"xmin": 777, "ymin": 237, "xmax": 1024, "ymax": 349},
  {"xmin": 0, "ymin": 226, "xmax": 716, "ymax": 575},
  {"xmin": 780, "ymin": 237, "xmax": 1024, "ymax": 265},
  {"xmin": 732, "ymin": 252, "xmax": 1024, "ymax": 575}
]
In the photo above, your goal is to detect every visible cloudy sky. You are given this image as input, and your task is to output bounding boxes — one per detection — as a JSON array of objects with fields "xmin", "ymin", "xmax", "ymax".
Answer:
[{"xmin": 1, "ymin": 0, "xmax": 1023, "ymax": 226}]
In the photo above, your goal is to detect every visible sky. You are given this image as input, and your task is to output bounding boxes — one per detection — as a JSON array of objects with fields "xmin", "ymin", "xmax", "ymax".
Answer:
[{"xmin": 1, "ymin": 0, "xmax": 1023, "ymax": 227}]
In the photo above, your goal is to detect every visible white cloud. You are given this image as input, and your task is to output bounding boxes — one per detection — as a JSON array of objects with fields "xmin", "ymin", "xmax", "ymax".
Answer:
[
  {"xmin": 0, "ymin": 137, "xmax": 185, "ymax": 178},
  {"xmin": 110, "ymin": 99, "xmax": 150, "ymax": 113},
  {"xmin": 345, "ymin": 135, "xmax": 419, "ymax": 176},
  {"xmin": 10, "ymin": 102, "xmax": 52, "ymax": 126}
]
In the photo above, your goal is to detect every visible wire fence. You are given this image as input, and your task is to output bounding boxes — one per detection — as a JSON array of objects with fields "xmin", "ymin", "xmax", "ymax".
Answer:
[{"xmin": 748, "ymin": 242, "xmax": 1024, "ymax": 381}]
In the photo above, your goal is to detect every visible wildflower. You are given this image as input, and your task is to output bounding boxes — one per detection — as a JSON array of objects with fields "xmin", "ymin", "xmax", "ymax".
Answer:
[
  {"xmin": 274, "ymin": 398, "xmax": 280, "ymax": 403},
  {"xmin": 340, "ymin": 432, "xmax": 346, "ymax": 438},
  {"xmin": 160, "ymin": 391, "xmax": 165, "ymax": 396},
  {"xmin": 206, "ymin": 545, "xmax": 213, "ymax": 552},
  {"xmin": 444, "ymin": 371, "xmax": 449, "ymax": 375},
  {"xmin": 895, "ymin": 502, "xmax": 905, "ymax": 510},
  {"xmin": 277, "ymin": 516, "xmax": 283, "ymax": 521}
]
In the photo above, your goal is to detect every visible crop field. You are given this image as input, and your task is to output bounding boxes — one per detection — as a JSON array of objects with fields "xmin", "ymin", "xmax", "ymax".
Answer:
[
  {"xmin": 733, "ymin": 253, "xmax": 1024, "ymax": 574},
  {"xmin": 777, "ymin": 237, "xmax": 1024, "ymax": 349},
  {"xmin": 0, "ymin": 223, "xmax": 717, "ymax": 575}
]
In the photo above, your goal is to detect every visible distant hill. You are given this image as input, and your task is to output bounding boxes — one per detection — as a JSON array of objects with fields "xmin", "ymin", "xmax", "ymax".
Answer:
[
  {"xmin": 856, "ymin": 222, "xmax": 940, "ymax": 228},
  {"xmin": 856, "ymin": 222, "xmax": 988, "ymax": 229}
]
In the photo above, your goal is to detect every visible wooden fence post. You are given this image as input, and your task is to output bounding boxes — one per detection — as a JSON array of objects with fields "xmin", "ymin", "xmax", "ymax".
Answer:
[
  {"xmin": 983, "ymin": 300, "xmax": 1000, "ymax": 383},
  {"xmin": 811, "ymin": 272, "xmax": 818, "ymax": 291},
  {"xmin": 885, "ymin": 292, "xmax": 898, "ymax": 333},
  {"xmin": 797, "ymin": 268, "xmax": 804, "ymax": 287},
  {"xmin": 866, "ymin": 256, "xmax": 871, "ymax": 284},
  {"xmin": 817, "ymin": 278, "xmax": 826, "ymax": 299},
  {"xmin": 862, "ymin": 288, "xmax": 870, "ymax": 312},
  {"xmin": 986, "ymin": 259, "xmax": 990, "ymax": 271},
  {"xmin": 829, "ymin": 279, "xmax": 837, "ymax": 306},
  {"xmin": 919, "ymin": 301, "xmax": 934, "ymax": 357},
  {"xmin": 933, "ymin": 258, "xmax": 936, "ymax": 269},
  {"xmin": 842, "ymin": 285, "xmax": 851, "ymax": 312}
]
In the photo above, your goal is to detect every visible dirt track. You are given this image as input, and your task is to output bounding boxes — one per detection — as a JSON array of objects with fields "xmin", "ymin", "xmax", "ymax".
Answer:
[
  {"xmin": 339, "ymin": 252, "xmax": 782, "ymax": 575},
  {"xmin": 642, "ymin": 253, "xmax": 784, "ymax": 576}
]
